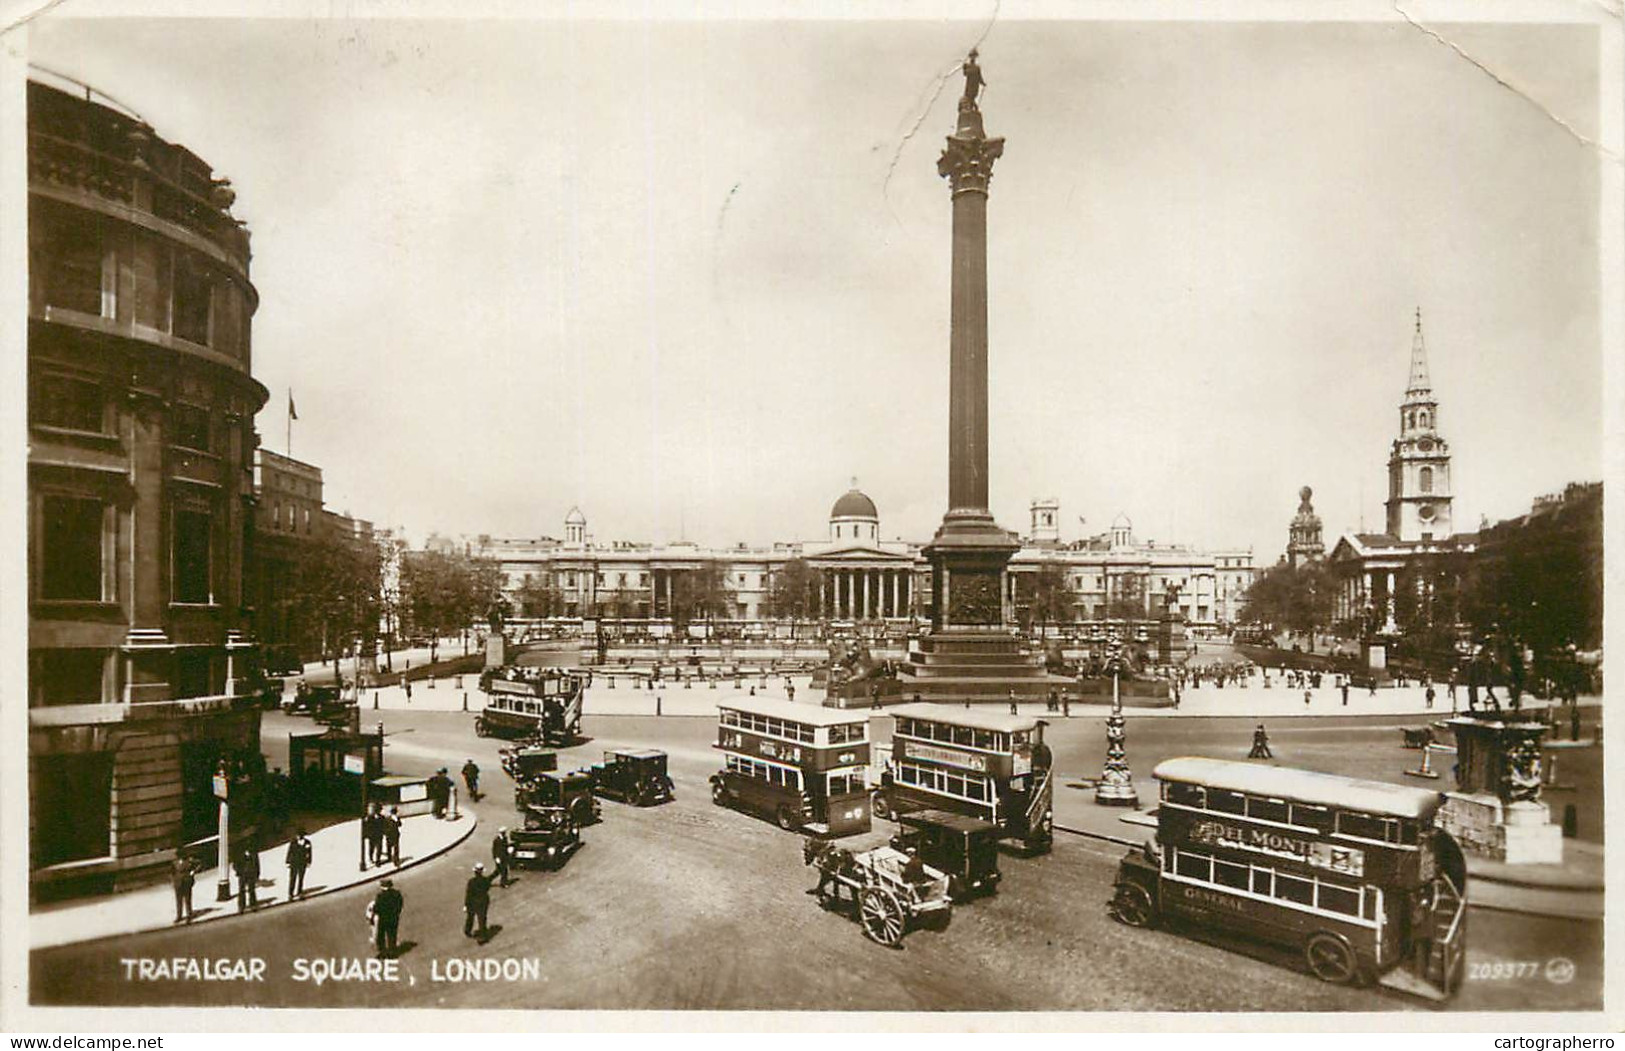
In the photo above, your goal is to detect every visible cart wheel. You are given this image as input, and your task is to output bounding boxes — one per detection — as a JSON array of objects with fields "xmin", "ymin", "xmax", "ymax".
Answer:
[
  {"xmin": 858, "ymin": 888, "xmax": 906, "ymax": 948},
  {"xmin": 776, "ymin": 806, "xmax": 799, "ymax": 832},
  {"xmin": 473, "ymin": 716, "xmax": 487, "ymax": 737},
  {"xmin": 1109, "ymin": 882, "xmax": 1156, "ymax": 929},
  {"xmin": 871, "ymin": 793, "xmax": 892, "ymax": 821},
  {"xmin": 711, "ymin": 781, "xmax": 728, "ymax": 807},
  {"xmin": 1304, "ymin": 933, "xmax": 1359, "ymax": 985}
]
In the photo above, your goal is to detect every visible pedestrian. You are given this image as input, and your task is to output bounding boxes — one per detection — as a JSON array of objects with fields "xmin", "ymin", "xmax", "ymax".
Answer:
[
  {"xmin": 234, "ymin": 844, "xmax": 260, "ymax": 912},
  {"xmin": 1304, "ymin": 688, "xmax": 1311, "ymax": 707},
  {"xmin": 1369, "ymin": 678, "xmax": 1377, "ymax": 697},
  {"xmin": 384, "ymin": 806, "xmax": 402, "ymax": 865},
  {"xmin": 492, "ymin": 827, "xmax": 512, "ymax": 887},
  {"xmin": 1341, "ymin": 681, "xmax": 1349, "ymax": 706},
  {"xmin": 364, "ymin": 803, "xmax": 384, "ymax": 866},
  {"xmin": 1008, "ymin": 689, "xmax": 1018, "ymax": 716},
  {"xmin": 171, "ymin": 852, "xmax": 196, "ymax": 923},
  {"xmin": 286, "ymin": 829, "xmax": 313, "ymax": 898},
  {"xmin": 462, "ymin": 759, "xmax": 481, "ymax": 802},
  {"xmin": 1061, "ymin": 692, "xmax": 1071, "ymax": 718},
  {"xmin": 404, "ymin": 677, "xmax": 413, "ymax": 702},
  {"xmin": 1425, "ymin": 684, "xmax": 1436, "ymax": 710},
  {"xmin": 1248, "ymin": 723, "xmax": 1273, "ymax": 760},
  {"xmin": 369, "ymin": 877, "xmax": 404, "ymax": 959},
  {"xmin": 1047, "ymin": 687, "xmax": 1058, "ymax": 713},
  {"xmin": 464, "ymin": 863, "xmax": 493, "ymax": 939},
  {"xmin": 786, "ymin": 682, "xmax": 796, "ymax": 703},
  {"xmin": 431, "ymin": 768, "xmax": 449, "ymax": 820}
]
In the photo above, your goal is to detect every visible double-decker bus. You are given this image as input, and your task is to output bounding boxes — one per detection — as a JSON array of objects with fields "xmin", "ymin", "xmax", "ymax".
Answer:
[
  {"xmin": 475, "ymin": 667, "xmax": 583, "ymax": 745},
  {"xmin": 709, "ymin": 698, "xmax": 871, "ymax": 837},
  {"xmin": 872, "ymin": 703, "xmax": 1053, "ymax": 854},
  {"xmin": 1111, "ymin": 757, "xmax": 1468, "ymax": 1000}
]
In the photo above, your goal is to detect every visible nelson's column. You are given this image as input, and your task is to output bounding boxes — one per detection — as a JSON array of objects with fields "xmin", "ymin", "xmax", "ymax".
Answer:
[{"xmin": 904, "ymin": 50, "xmax": 1054, "ymax": 703}]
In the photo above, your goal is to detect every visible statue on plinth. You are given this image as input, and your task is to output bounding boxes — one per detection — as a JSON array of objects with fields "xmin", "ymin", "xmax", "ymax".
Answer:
[{"xmin": 960, "ymin": 48, "xmax": 987, "ymax": 108}]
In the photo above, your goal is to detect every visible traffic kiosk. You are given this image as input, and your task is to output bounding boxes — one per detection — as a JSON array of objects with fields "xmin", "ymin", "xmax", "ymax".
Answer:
[
  {"xmin": 872, "ymin": 703, "xmax": 1053, "ymax": 854},
  {"xmin": 710, "ymin": 697, "xmax": 871, "ymax": 836}
]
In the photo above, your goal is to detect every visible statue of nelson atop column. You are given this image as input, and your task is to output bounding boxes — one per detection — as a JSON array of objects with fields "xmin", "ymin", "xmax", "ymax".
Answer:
[{"xmin": 960, "ymin": 48, "xmax": 987, "ymax": 108}]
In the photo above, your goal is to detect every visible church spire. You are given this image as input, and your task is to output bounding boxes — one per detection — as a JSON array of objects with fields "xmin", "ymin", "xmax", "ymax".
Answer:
[{"xmin": 1406, "ymin": 305, "xmax": 1432, "ymax": 398}]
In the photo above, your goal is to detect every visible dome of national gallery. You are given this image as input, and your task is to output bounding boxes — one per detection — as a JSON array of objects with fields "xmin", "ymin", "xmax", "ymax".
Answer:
[{"xmin": 830, "ymin": 486, "xmax": 878, "ymax": 521}]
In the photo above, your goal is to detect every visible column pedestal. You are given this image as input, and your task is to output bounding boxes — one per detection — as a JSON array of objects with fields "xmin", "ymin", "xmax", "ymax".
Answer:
[{"xmin": 1439, "ymin": 716, "xmax": 1562, "ymax": 864}]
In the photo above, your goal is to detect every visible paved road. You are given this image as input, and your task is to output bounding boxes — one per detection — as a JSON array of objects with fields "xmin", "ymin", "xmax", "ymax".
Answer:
[{"xmin": 30, "ymin": 711, "xmax": 1602, "ymax": 1012}]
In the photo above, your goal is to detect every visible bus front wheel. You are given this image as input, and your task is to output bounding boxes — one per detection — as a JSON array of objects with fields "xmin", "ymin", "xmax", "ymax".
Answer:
[
  {"xmin": 776, "ymin": 806, "xmax": 800, "ymax": 832},
  {"xmin": 1109, "ymin": 882, "xmax": 1156, "ymax": 928},
  {"xmin": 1304, "ymin": 933, "xmax": 1359, "ymax": 985},
  {"xmin": 872, "ymin": 793, "xmax": 892, "ymax": 821},
  {"xmin": 473, "ymin": 716, "xmax": 488, "ymax": 737},
  {"xmin": 711, "ymin": 782, "xmax": 728, "ymax": 807}
]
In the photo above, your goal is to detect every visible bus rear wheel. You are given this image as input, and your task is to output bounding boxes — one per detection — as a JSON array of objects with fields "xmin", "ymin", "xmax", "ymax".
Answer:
[
  {"xmin": 1304, "ymin": 933, "xmax": 1359, "ymax": 985},
  {"xmin": 473, "ymin": 716, "xmax": 488, "ymax": 737},
  {"xmin": 1109, "ymin": 882, "xmax": 1156, "ymax": 928},
  {"xmin": 711, "ymin": 782, "xmax": 728, "ymax": 807},
  {"xmin": 872, "ymin": 793, "xmax": 892, "ymax": 821},
  {"xmin": 776, "ymin": 806, "xmax": 800, "ymax": 832}
]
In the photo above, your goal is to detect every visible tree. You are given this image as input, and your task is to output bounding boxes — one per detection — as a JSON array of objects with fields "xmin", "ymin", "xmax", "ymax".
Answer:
[
  {"xmin": 671, "ymin": 563, "xmax": 734, "ymax": 629},
  {"xmin": 514, "ymin": 572, "xmax": 561, "ymax": 619},
  {"xmin": 1104, "ymin": 571, "xmax": 1147, "ymax": 622},
  {"xmin": 1241, "ymin": 560, "xmax": 1335, "ymax": 649},
  {"xmin": 399, "ymin": 549, "xmax": 494, "ymax": 661},
  {"xmin": 291, "ymin": 534, "xmax": 382, "ymax": 673},
  {"xmin": 767, "ymin": 559, "xmax": 818, "ymax": 628},
  {"xmin": 1016, "ymin": 564, "xmax": 1073, "ymax": 632}
]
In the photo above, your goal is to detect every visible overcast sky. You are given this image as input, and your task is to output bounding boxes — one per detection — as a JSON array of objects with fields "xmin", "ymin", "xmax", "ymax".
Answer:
[{"xmin": 23, "ymin": 7, "xmax": 1607, "ymax": 557}]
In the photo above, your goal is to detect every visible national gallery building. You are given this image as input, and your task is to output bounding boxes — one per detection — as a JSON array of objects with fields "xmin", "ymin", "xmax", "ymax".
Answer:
[{"xmin": 464, "ymin": 489, "xmax": 1256, "ymax": 630}]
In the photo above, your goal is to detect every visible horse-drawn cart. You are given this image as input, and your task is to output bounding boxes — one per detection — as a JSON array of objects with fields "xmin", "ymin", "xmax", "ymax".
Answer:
[{"xmin": 803, "ymin": 837, "xmax": 952, "ymax": 948}]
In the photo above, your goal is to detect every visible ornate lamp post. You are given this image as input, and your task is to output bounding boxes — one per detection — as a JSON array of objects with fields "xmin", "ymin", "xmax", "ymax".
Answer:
[{"xmin": 1095, "ymin": 629, "xmax": 1140, "ymax": 806}]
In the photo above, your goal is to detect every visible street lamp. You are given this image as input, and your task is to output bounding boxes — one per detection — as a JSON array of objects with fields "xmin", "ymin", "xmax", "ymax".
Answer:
[{"xmin": 1095, "ymin": 628, "xmax": 1140, "ymax": 806}]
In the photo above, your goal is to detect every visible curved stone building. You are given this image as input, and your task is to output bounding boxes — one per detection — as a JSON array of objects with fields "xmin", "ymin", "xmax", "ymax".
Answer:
[{"xmin": 27, "ymin": 75, "xmax": 268, "ymax": 897}]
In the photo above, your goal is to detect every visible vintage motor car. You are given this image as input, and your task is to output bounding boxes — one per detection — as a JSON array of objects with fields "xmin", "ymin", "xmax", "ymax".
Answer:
[
  {"xmin": 517, "ymin": 769, "xmax": 600, "ymax": 826},
  {"xmin": 585, "ymin": 749, "xmax": 674, "ymax": 807},
  {"xmin": 509, "ymin": 805, "xmax": 581, "ymax": 870},
  {"xmin": 890, "ymin": 808, "xmax": 1003, "ymax": 900},
  {"xmin": 281, "ymin": 682, "xmax": 343, "ymax": 716},
  {"xmin": 499, "ymin": 745, "xmax": 557, "ymax": 782}
]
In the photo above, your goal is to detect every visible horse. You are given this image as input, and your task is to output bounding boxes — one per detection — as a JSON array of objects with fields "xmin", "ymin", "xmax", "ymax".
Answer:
[{"xmin": 803, "ymin": 838, "xmax": 857, "ymax": 905}]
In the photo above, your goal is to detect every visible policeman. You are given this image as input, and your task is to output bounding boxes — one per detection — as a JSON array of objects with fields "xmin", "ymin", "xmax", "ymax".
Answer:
[
  {"xmin": 464, "ymin": 863, "xmax": 493, "ymax": 938},
  {"xmin": 492, "ymin": 827, "xmax": 512, "ymax": 887}
]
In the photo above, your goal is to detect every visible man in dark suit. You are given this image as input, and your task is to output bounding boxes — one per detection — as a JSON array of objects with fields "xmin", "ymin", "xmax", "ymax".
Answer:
[
  {"xmin": 371, "ymin": 878, "xmax": 404, "ymax": 958},
  {"xmin": 492, "ymin": 828, "xmax": 512, "ymax": 887},
  {"xmin": 286, "ymin": 830, "xmax": 313, "ymax": 898},
  {"xmin": 383, "ymin": 806, "xmax": 403, "ymax": 865},
  {"xmin": 234, "ymin": 845, "xmax": 260, "ymax": 912},
  {"xmin": 464, "ymin": 863, "xmax": 493, "ymax": 938},
  {"xmin": 364, "ymin": 804, "xmax": 385, "ymax": 866},
  {"xmin": 171, "ymin": 853, "xmax": 196, "ymax": 923}
]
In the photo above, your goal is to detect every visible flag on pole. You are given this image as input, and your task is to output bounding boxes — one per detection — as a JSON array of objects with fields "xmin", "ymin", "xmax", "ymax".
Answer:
[{"xmin": 288, "ymin": 390, "xmax": 298, "ymax": 420}]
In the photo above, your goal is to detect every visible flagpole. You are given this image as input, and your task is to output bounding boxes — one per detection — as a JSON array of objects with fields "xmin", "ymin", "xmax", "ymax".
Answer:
[{"xmin": 287, "ymin": 389, "xmax": 293, "ymax": 458}]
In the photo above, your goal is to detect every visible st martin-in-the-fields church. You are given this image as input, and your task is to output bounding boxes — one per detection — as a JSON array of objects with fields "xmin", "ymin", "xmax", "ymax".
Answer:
[{"xmin": 1329, "ymin": 310, "xmax": 1477, "ymax": 633}]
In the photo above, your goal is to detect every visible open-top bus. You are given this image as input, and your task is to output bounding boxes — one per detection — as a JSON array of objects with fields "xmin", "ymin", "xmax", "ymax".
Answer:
[
  {"xmin": 1111, "ymin": 757, "xmax": 1467, "ymax": 1000},
  {"xmin": 710, "ymin": 697, "xmax": 871, "ymax": 837},
  {"xmin": 475, "ymin": 666, "xmax": 583, "ymax": 745},
  {"xmin": 872, "ymin": 703, "xmax": 1053, "ymax": 855}
]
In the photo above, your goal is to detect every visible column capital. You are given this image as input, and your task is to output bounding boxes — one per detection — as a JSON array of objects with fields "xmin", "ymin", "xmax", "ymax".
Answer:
[{"xmin": 939, "ymin": 133, "xmax": 1004, "ymax": 196}]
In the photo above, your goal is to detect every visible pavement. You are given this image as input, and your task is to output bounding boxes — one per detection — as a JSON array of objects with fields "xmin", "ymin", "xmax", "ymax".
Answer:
[
  {"xmin": 344, "ymin": 670, "xmax": 1604, "ymax": 723},
  {"xmin": 30, "ymin": 810, "xmax": 479, "ymax": 950}
]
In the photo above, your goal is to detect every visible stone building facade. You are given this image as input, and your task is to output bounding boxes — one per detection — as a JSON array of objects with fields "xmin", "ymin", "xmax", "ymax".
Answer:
[{"xmin": 27, "ymin": 75, "xmax": 267, "ymax": 897}]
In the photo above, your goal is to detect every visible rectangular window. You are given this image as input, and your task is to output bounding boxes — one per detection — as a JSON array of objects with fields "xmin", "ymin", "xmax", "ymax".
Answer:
[
  {"xmin": 29, "ymin": 752, "xmax": 113, "ymax": 866},
  {"xmin": 172, "ymin": 253, "xmax": 212, "ymax": 345},
  {"xmin": 1317, "ymin": 882, "xmax": 1361, "ymax": 917},
  {"xmin": 1213, "ymin": 860, "xmax": 1249, "ymax": 890},
  {"xmin": 31, "ymin": 374, "xmax": 105, "ymax": 433},
  {"xmin": 131, "ymin": 234, "xmax": 170, "ymax": 330},
  {"xmin": 172, "ymin": 651, "xmax": 213, "ymax": 699},
  {"xmin": 1248, "ymin": 797, "xmax": 1289, "ymax": 824},
  {"xmin": 173, "ymin": 508, "xmax": 212, "ymax": 604},
  {"xmin": 30, "ymin": 648, "xmax": 106, "ymax": 707},
  {"xmin": 40, "ymin": 495, "xmax": 106, "ymax": 601},
  {"xmin": 46, "ymin": 220, "xmax": 107, "ymax": 316},
  {"xmin": 1275, "ymin": 873, "xmax": 1315, "ymax": 907},
  {"xmin": 171, "ymin": 403, "xmax": 211, "ymax": 452},
  {"xmin": 1251, "ymin": 868, "xmax": 1274, "ymax": 896},
  {"xmin": 1175, "ymin": 851, "xmax": 1213, "ymax": 881},
  {"xmin": 1166, "ymin": 782, "xmax": 1206, "ymax": 808},
  {"xmin": 1336, "ymin": 811, "xmax": 1389, "ymax": 842},
  {"xmin": 1290, "ymin": 802, "xmax": 1334, "ymax": 832},
  {"xmin": 1210, "ymin": 789, "xmax": 1247, "ymax": 816}
]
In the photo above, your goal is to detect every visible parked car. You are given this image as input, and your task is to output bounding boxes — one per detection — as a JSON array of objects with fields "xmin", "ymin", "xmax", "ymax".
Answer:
[{"xmin": 585, "ymin": 749, "xmax": 674, "ymax": 807}]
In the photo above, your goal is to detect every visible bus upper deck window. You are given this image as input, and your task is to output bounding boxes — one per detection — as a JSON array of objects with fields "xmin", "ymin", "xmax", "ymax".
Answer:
[
  {"xmin": 1210, "ymin": 789, "xmax": 1246, "ymax": 815},
  {"xmin": 1166, "ymin": 782, "xmax": 1205, "ymax": 808},
  {"xmin": 1336, "ymin": 810, "xmax": 1386, "ymax": 841},
  {"xmin": 1248, "ymin": 797, "xmax": 1289, "ymax": 824},
  {"xmin": 1011, "ymin": 731, "xmax": 1027, "ymax": 748},
  {"xmin": 1290, "ymin": 803, "xmax": 1333, "ymax": 832},
  {"xmin": 1399, "ymin": 820, "xmax": 1419, "ymax": 846},
  {"xmin": 973, "ymin": 729, "xmax": 994, "ymax": 750},
  {"xmin": 953, "ymin": 726, "xmax": 974, "ymax": 746}
]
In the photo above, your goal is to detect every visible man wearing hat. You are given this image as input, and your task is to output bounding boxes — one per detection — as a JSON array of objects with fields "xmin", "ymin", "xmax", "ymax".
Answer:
[
  {"xmin": 462, "ymin": 758, "xmax": 481, "ymax": 802},
  {"xmin": 370, "ymin": 878, "xmax": 404, "ymax": 959},
  {"xmin": 464, "ymin": 863, "xmax": 493, "ymax": 938},
  {"xmin": 492, "ymin": 827, "xmax": 512, "ymax": 887}
]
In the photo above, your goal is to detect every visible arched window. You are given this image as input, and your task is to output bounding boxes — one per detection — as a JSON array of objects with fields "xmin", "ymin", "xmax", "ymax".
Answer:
[
  {"xmin": 1419, "ymin": 466, "xmax": 1433, "ymax": 493},
  {"xmin": 1419, "ymin": 410, "xmax": 1430, "ymax": 428}
]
